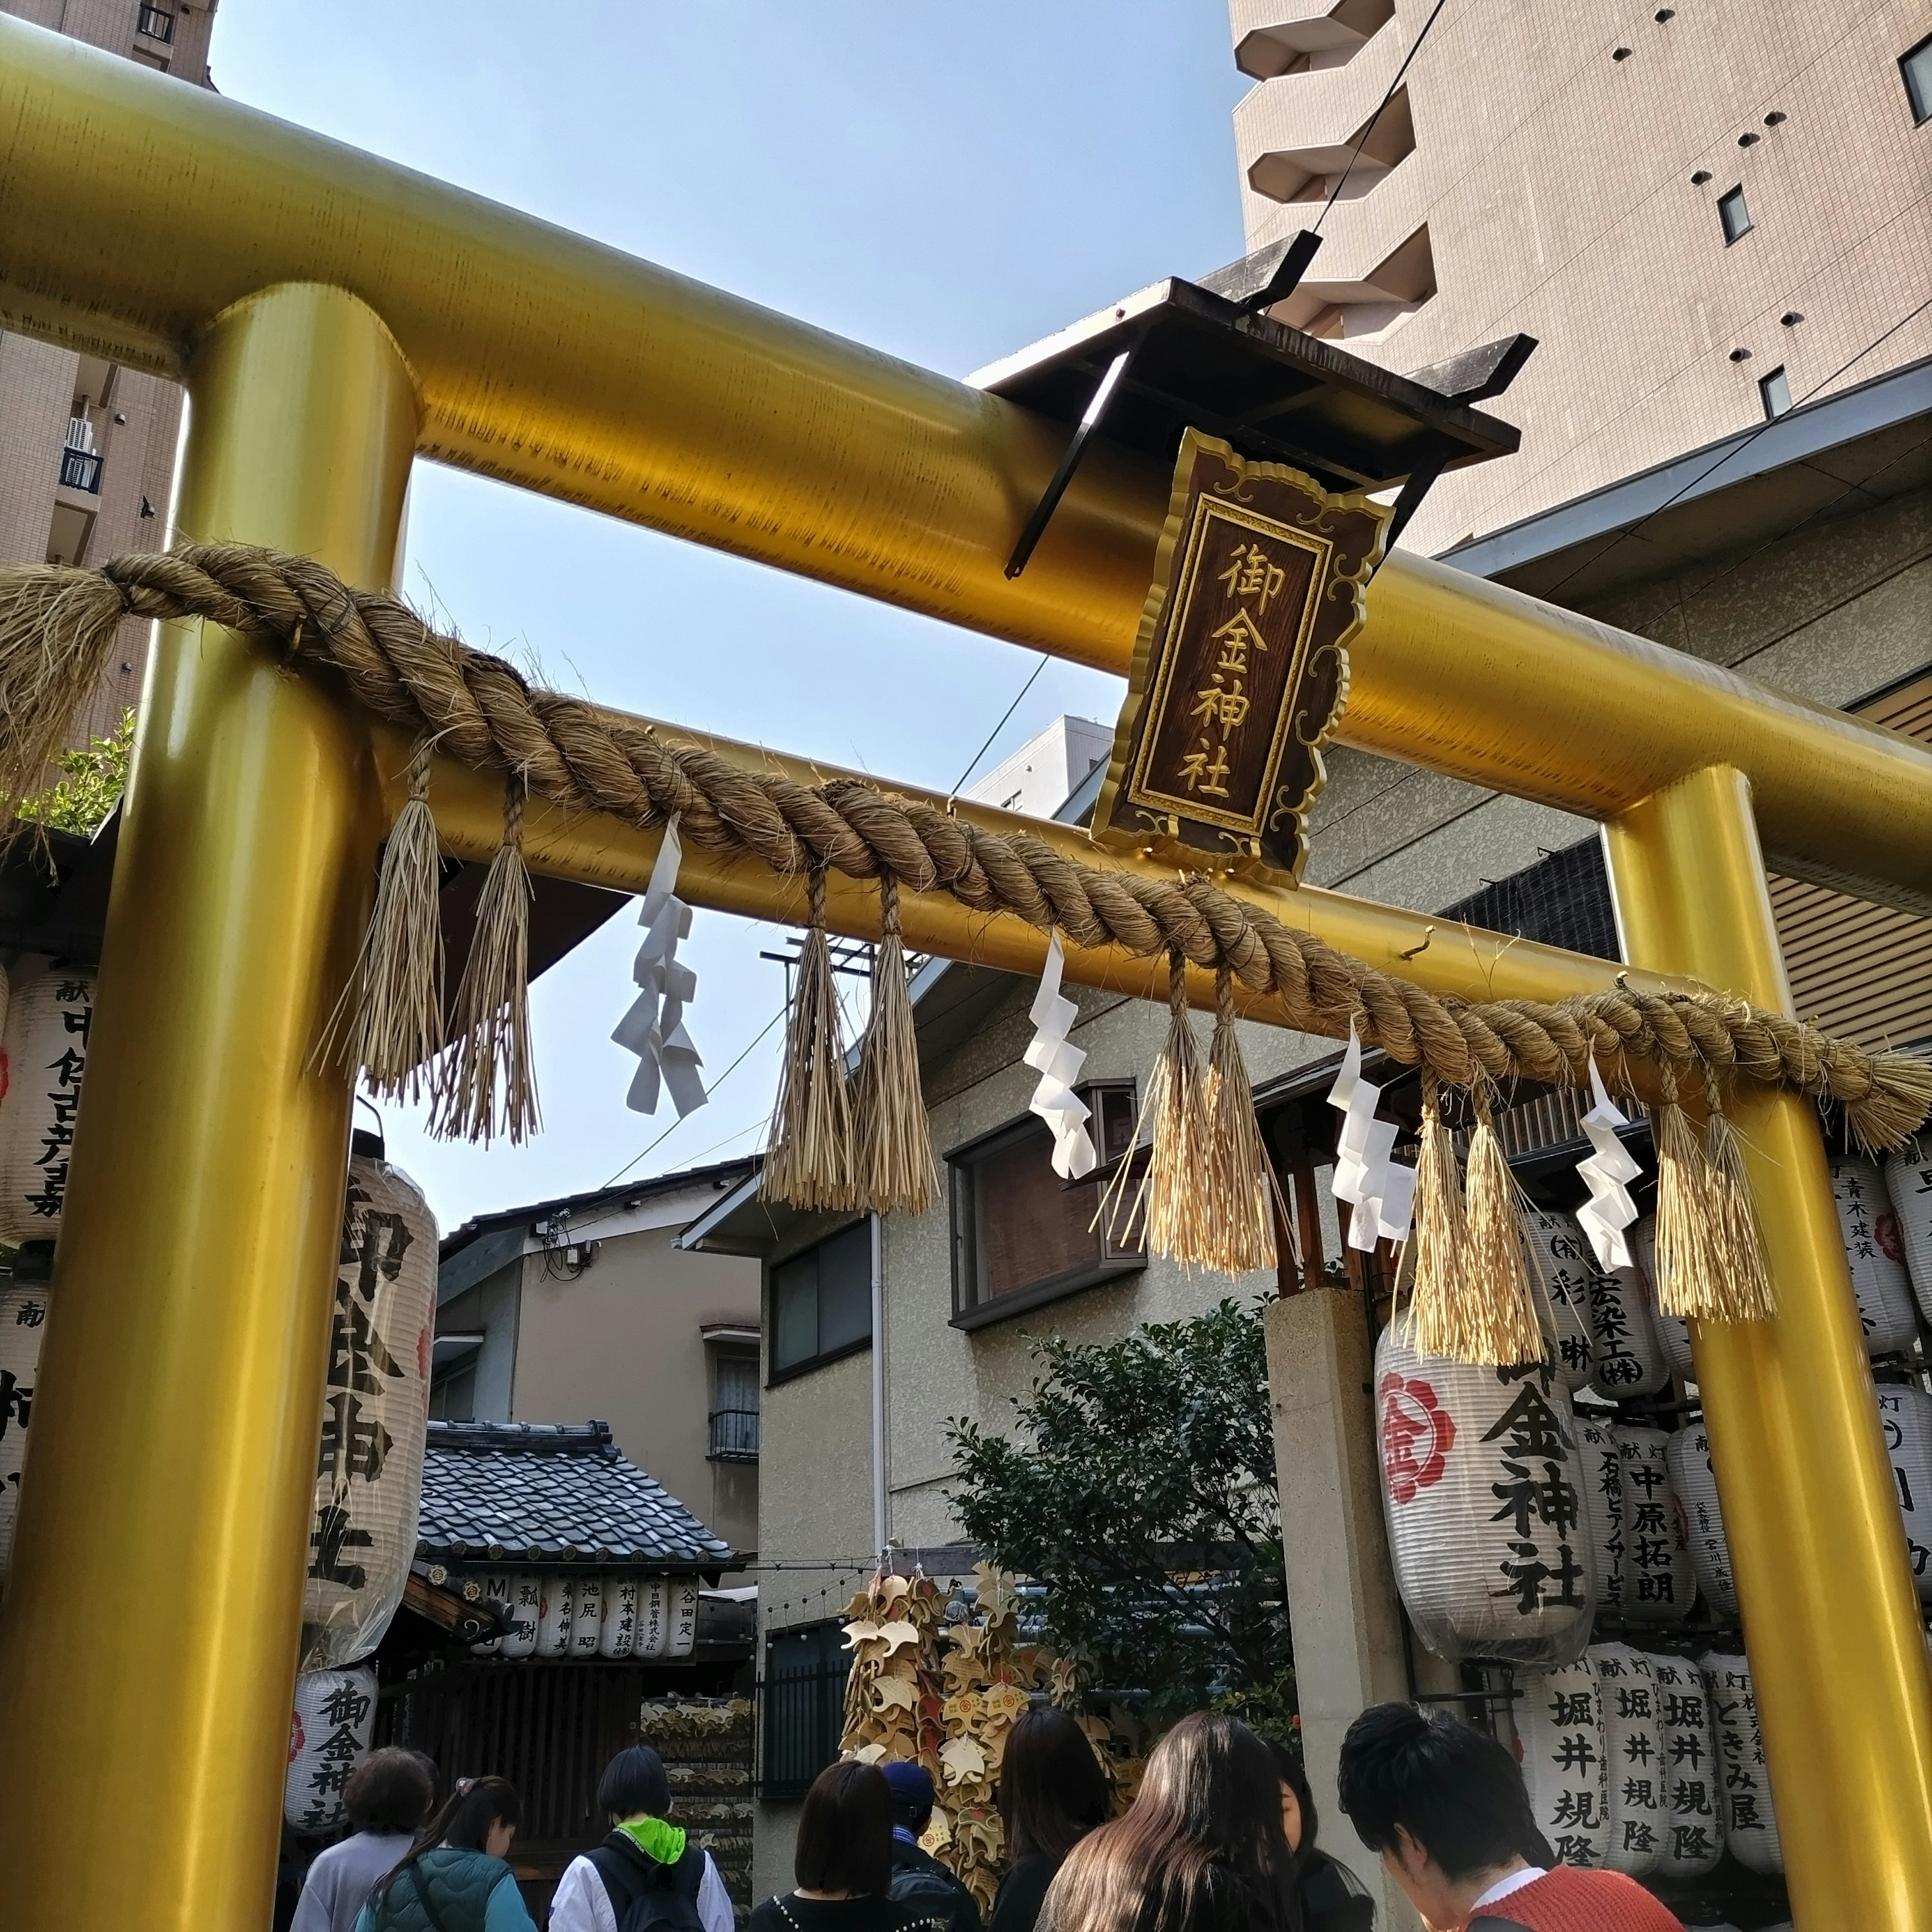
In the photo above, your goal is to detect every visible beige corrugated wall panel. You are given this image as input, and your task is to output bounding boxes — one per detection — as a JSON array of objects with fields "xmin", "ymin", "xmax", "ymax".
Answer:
[{"xmin": 1770, "ymin": 673, "xmax": 1932, "ymax": 1050}]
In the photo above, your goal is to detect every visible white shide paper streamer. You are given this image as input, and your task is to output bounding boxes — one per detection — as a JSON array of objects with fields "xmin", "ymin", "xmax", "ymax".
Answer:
[
  {"xmin": 1575, "ymin": 1059, "xmax": 1641, "ymax": 1271},
  {"xmin": 612, "ymin": 816, "xmax": 707, "ymax": 1118},
  {"xmin": 1328, "ymin": 1024, "xmax": 1416, "ymax": 1249},
  {"xmin": 1024, "ymin": 932, "xmax": 1096, "ymax": 1180}
]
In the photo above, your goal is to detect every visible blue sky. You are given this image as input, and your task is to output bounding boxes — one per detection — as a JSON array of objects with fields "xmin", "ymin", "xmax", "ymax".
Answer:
[{"xmin": 211, "ymin": 2, "xmax": 1249, "ymax": 1233}]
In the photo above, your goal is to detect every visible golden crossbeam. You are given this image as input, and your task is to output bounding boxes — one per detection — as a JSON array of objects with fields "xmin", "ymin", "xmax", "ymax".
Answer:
[{"xmin": 2, "ymin": 18, "xmax": 1927, "ymax": 913}]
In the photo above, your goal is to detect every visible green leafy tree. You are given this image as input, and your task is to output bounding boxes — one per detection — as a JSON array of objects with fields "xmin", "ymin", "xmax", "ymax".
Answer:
[
  {"xmin": 946, "ymin": 1299, "xmax": 1295, "ymax": 1740},
  {"xmin": 19, "ymin": 710, "xmax": 134, "ymax": 837}
]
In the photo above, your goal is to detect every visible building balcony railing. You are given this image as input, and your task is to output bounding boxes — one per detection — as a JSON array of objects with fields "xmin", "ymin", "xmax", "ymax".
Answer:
[
  {"xmin": 708, "ymin": 1407, "xmax": 760, "ymax": 1462},
  {"xmin": 59, "ymin": 447, "xmax": 103, "ymax": 494},
  {"xmin": 137, "ymin": 5, "xmax": 176, "ymax": 42}
]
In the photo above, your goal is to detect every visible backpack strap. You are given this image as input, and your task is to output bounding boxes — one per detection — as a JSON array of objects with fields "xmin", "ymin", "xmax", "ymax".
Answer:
[{"xmin": 589, "ymin": 1843, "xmax": 649, "ymax": 1919}]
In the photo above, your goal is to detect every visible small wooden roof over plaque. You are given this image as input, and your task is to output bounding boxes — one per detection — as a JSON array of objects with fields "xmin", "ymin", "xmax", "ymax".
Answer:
[{"xmin": 1093, "ymin": 431, "xmax": 1389, "ymax": 887}]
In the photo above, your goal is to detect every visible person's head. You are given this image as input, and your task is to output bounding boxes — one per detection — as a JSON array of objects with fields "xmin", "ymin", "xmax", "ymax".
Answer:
[
  {"xmin": 344, "ymin": 1747, "xmax": 435, "ymax": 1838},
  {"xmin": 794, "ymin": 1760, "xmax": 893, "ymax": 1899},
  {"xmin": 598, "ymin": 1745, "xmax": 672, "ymax": 1824},
  {"xmin": 393, "ymin": 1775, "xmax": 523, "ymax": 1876},
  {"xmin": 1000, "ymin": 1705, "xmax": 1110, "ymax": 1863},
  {"xmin": 1042, "ymin": 1713, "xmax": 1301, "ymax": 1932},
  {"xmin": 1336, "ymin": 1705, "xmax": 1545, "ymax": 1926},
  {"xmin": 880, "ymin": 1759, "xmax": 936, "ymax": 1836},
  {"xmin": 1264, "ymin": 1739, "xmax": 1316, "ymax": 1862}
]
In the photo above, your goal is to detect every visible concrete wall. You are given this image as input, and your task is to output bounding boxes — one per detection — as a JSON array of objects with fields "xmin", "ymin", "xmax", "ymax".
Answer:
[{"xmin": 1229, "ymin": 0, "xmax": 1932, "ymax": 553}]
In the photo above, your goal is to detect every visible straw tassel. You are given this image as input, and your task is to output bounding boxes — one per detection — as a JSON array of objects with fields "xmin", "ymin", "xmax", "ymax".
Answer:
[
  {"xmin": 1407, "ymin": 1073, "xmax": 1471, "ymax": 1361},
  {"xmin": 433, "ymin": 774, "xmax": 539, "ymax": 1145},
  {"xmin": 763, "ymin": 868, "xmax": 857, "ymax": 1212},
  {"xmin": 1201, "ymin": 965, "xmax": 1281, "ymax": 1276},
  {"xmin": 1101, "ymin": 951, "xmax": 1213, "ymax": 1268},
  {"xmin": 1649, "ymin": 1066, "xmax": 1719, "ymax": 1322},
  {"xmin": 853, "ymin": 872, "xmax": 936, "ymax": 1215},
  {"xmin": 1700, "ymin": 1077, "xmax": 1778, "ymax": 1322},
  {"xmin": 1459, "ymin": 1083, "xmax": 1547, "ymax": 1365},
  {"xmin": 324, "ymin": 736, "xmax": 445, "ymax": 1103}
]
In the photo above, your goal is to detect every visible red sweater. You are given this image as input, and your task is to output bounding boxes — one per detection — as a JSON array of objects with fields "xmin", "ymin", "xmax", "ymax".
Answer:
[{"xmin": 1464, "ymin": 1867, "xmax": 1685, "ymax": 1932}]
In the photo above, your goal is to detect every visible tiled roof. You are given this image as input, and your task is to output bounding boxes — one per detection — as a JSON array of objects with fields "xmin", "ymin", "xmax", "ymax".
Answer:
[{"xmin": 416, "ymin": 1420, "xmax": 736, "ymax": 1571}]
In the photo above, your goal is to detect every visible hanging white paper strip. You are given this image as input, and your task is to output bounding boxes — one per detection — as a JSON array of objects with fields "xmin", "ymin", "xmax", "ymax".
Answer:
[
  {"xmin": 613, "ymin": 816, "xmax": 707, "ymax": 1118},
  {"xmin": 1328, "ymin": 1025, "xmax": 1416, "ymax": 1249},
  {"xmin": 1024, "ymin": 932, "xmax": 1096, "ymax": 1180},
  {"xmin": 1574, "ymin": 1060, "xmax": 1642, "ymax": 1271}
]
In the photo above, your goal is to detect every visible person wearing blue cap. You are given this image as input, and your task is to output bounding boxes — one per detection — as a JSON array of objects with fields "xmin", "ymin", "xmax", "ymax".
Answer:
[{"xmin": 880, "ymin": 1760, "xmax": 983, "ymax": 1932}]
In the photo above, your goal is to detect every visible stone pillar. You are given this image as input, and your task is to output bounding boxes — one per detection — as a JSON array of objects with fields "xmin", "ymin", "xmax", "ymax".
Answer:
[{"xmin": 1264, "ymin": 1289, "xmax": 1418, "ymax": 1931}]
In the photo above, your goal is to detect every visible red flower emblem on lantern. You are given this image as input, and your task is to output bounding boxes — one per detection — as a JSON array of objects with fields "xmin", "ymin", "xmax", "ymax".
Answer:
[
  {"xmin": 1877, "ymin": 1211, "xmax": 1905, "ymax": 1265},
  {"xmin": 1380, "ymin": 1371, "xmax": 1457, "ymax": 1505},
  {"xmin": 289, "ymin": 1711, "xmax": 305, "ymax": 1763}
]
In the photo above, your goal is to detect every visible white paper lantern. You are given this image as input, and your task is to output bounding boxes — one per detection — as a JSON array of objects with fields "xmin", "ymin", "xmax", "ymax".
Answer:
[
  {"xmin": 1648, "ymin": 1652, "xmax": 1723, "ymax": 1879},
  {"xmin": 1883, "ymin": 1150, "xmax": 1932, "ymax": 1328},
  {"xmin": 499, "ymin": 1574, "xmax": 541, "ymax": 1658},
  {"xmin": 1830, "ymin": 1157, "xmax": 1917, "ymax": 1357},
  {"xmin": 600, "ymin": 1572, "xmax": 641, "ymax": 1658},
  {"xmin": 469, "ymin": 1571, "xmax": 514, "ymax": 1656},
  {"xmin": 0, "ymin": 964, "xmax": 95, "ymax": 1243},
  {"xmin": 1700, "ymin": 1648, "xmax": 1782, "ymax": 1875},
  {"xmin": 1610, "ymin": 1427, "xmax": 1695, "ymax": 1626},
  {"xmin": 1875, "ymin": 1381, "xmax": 1932, "ymax": 1606},
  {"xmin": 1666, "ymin": 1425, "xmax": 1738, "ymax": 1621},
  {"xmin": 1587, "ymin": 1642, "xmax": 1665, "ymax": 1879},
  {"xmin": 667, "ymin": 1579, "xmax": 700, "ymax": 1659},
  {"xmin": 1376, "ymin": 1322, "xmax": 1596, "ymax": 1667},
  {"xmin": 537, "ymin": 1573, "xmax": 575, "ymax": 1657},
  {"xmin": 1515, "ymin": 1655, "xmax": 1608, "ymax": 1870},
  {"xmin": 1575, "ymin": 1414, "xmax": 1626, "ymax": 1616},
  {"xmin": 0, "ymin": 1282, "xmax": 51, "ymax": 1579},
  {"xmin": 301, "ymin": 1157, "xmax": 439, "ymax": 1672},
  {"xmin": 1632, "ymin": 1219, "xmax": 1695, "ymax": 1382},
  {"xmin": 632, "ymin": 1577, "xmax": 668, "ymax": 1660},
  {"xmin": 284, "ymin": 1664, "xmax": 379, "ymax": 1833},
  {"xmin": 572, "ymin": 1573, "xmax": 605, "ymax": 1655},
  {"xmin": 1586, "ymin": 1257, "xmax": 1669, "ymax": 1400},
  {"xmin": 1519, "ymin": 1210, "xmax": 1596, "ymax": 1391}
]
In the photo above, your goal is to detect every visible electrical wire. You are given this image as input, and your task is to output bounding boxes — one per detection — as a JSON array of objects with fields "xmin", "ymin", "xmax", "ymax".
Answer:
[
  {"xmin": 1313, "ymin": 0, "xmax": 1454, "ymax": 233},
  {"xmin": 950, "ymin": 652, "xmax": 1051, "ymax": 795}
]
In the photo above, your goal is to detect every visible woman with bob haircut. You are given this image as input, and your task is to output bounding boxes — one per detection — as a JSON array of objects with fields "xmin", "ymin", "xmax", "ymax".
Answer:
[
  {"xmin": 749, "ymin": 1759, "xmax": 949, "ymax": 1932},
  {"xmin": 293, "ymin": 1748, "xmax": 437, "ymax": 1932},
  {"xmin": 354, "ymin": 1775, "xmax": 539, "ymax": 1932},
  {"xmin": 1038, "ymin": 1713, "xmax": 1302, "ymax": 1932},
  {"xmin": 989, "ymin": 1708, "xmax": 1111, "ymax": 1932},
  {"xmin": 1265, "ymin": 1740, "xmax": 1374, "ymax": 1932},
  {"xmin": 549, "ymin": 1744, "xmax": 736, "ymax": 1932}
]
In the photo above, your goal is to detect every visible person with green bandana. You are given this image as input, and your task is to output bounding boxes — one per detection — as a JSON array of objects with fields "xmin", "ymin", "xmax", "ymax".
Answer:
[{"xmin": 549, "ymin": 1746, "xmax": 736, "ymax": 1932}]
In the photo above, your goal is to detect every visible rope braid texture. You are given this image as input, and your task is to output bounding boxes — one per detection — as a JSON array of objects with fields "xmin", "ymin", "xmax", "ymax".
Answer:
[{"xmin": 7, "ymin": 540, "xmax": 1929, "ymax": 1155}]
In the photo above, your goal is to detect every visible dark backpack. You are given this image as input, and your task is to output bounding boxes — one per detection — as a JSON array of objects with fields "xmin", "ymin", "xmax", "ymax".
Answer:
[
  {"xmin": 587, "ymin": 1833, "xmax": 708, "ymax": 1932},
  {"xmin": 887, "ymin": 1842, "xmax": 980, "ymax": 1932}
]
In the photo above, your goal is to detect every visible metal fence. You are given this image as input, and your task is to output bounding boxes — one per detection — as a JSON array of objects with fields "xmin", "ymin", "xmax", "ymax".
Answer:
[
  {"xmin": 136, "ymin": 5, "xmax": 175, "ymax": 42},
  {"xmin": 709, "ymin": 1406, "xmax": 759, "ymax": 1461},
  {"xmin": 758, "ymin": 1622, "xmax": 845, "ymax": 1797},
  {"xmin": 58, "ymin": 447, "xmax": 102, "ymax": 493}
]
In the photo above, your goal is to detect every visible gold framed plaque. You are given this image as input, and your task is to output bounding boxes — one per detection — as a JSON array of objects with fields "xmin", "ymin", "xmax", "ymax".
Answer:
[{"xmin": 1092, "ymin": 429, "xmax": 1390, "ymax": 885}]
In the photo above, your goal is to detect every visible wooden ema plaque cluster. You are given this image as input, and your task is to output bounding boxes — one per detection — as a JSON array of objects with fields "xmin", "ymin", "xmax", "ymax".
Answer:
[{"xmin": 1094, "ymin": 430, "xmax": 1389, "ymax": 885}]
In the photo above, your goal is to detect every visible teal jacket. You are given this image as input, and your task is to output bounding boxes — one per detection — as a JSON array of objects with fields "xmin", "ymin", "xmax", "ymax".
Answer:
[{"xmin": 353, "ymin": 1846, "xmax": 538, "ymax": 1932}]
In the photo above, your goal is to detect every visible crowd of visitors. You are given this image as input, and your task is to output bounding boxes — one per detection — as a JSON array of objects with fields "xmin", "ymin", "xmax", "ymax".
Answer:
[{"xmin": 288, "ymin": 1700, "xmax": 1692, "ymax": 1932}]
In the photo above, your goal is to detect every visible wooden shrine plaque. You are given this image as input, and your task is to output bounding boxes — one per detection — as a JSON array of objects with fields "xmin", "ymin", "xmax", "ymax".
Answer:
[{"xmin": 1093, "ymin": 429, "xmax": 1391, "ymax": 885}]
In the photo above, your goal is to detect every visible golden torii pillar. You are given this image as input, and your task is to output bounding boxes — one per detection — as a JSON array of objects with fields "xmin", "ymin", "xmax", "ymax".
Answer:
[{"xmin": 0, "ymin": 20, "xmax": 1926, "ymax": 1930}]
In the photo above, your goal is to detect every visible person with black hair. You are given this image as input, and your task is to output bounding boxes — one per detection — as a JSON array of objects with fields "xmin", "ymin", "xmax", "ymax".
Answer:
[
  {"xmin": 988, "ymin": 1708, "xmax": 1109, "ymax": 1932},
  {"xmin": 879, "ymin": 1760, "xmax": 981, "ymax": 1932},
  {"xmin": 549, "ymin": 1745, "xmax": 736, "ymax": 1932},
  {"xmin": 1265, "ymin": 1741, "xmax": 1375, "ymax": 1932},
  {"xmin": 294, "ymin": 1748, "xmax": 437, "ymax": 1932},
  {"xmin": 1336, "ymin": 1705, "xmax": 1683, "ymax": 1932},
  {"xmin": 1038, "ymin": 1712, "xmax": 1302, "ymax": 1932},
  {"xmin": 353, "ymin": 1775, "xmax": 539, "ymax": 1932},
  {"xmin": 749, "ymin": 1760, "xmax": 949, "ymax": 1932}
]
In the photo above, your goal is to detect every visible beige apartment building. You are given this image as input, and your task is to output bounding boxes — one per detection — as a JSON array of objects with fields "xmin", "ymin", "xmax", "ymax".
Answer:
[
  {"xmin": 0, "ymin": 1, "xmax": 217, "ymax": 745},
  {"xmin": 1229, "ymin": 0, "xmax": 1932, "ymax": 552}
]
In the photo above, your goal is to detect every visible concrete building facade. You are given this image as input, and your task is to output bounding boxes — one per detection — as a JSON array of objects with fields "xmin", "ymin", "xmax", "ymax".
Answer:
[
  {"xmin": 433, "ymin": 1160, "xmax": 763, "ymax": 1563},
  {"xmin": 1229, "ymin": 0, "xmax": 1932, "ymax": 552},
  {"xmin": 0, "ymin": 1, "xmax": 218, "ymax": 745}
]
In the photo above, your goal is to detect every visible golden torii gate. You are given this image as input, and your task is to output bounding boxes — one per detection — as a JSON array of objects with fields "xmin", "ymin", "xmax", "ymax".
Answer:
[{"xmin": 0, "ymin": 20, "xmax": 1926, "ymax": 1929}]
